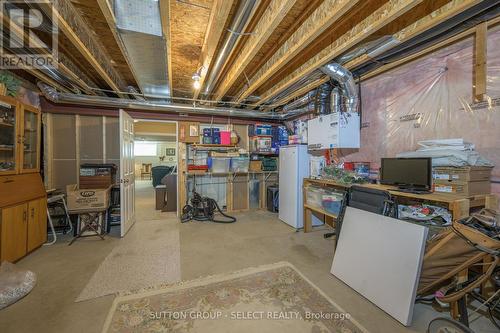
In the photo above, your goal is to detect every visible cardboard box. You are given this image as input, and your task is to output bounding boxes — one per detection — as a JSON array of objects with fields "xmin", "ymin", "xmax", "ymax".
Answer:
[
  {"xmin": 250, "ymin": 160, "xmax": 262, "ymax": 172},
  {"xmin": 433, "ymin": 180, "xmax": 491, "ymax": 196},
  {"xmin": 433, "ymin": 166, "xmax": 492, "ymax": 182},
  {"xmin": 66, "ymin": 184, "xmax": 111, "ymax": 211}
]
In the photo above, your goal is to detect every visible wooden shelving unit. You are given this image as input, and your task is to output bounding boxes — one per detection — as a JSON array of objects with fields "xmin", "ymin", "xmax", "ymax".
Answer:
[{"xmin": 178, "ymin": 123, "xmax": 279, "ymax": 214}]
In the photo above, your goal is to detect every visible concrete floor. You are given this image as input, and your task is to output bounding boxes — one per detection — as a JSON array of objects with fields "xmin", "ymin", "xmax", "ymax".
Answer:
[{"xmin": 0, "ymin": 181, "xmax": 496, "ymax": 332}]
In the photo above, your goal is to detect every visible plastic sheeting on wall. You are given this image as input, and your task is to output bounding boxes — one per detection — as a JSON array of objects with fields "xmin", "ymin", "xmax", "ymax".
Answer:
[{"xmin": 340, "ymin": 25, "xmax": 500, "ymax": 196}]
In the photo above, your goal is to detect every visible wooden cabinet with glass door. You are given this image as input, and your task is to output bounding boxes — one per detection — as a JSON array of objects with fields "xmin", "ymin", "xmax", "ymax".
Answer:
[
  {"xmin": 0, "ymin": 95, "xmax": 40, "ymax": 175},
  {"xmin": 20, "ymin": 103, "xmax": 41, "ymax": 173},
  {"xmin": 0, "ymin": 95, "xmax": 19, "ymax": 175}
]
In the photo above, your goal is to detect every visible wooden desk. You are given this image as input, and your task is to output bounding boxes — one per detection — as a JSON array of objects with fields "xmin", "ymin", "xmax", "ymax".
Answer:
[{"xmin": 302, "ymin": 178, "xmax": 499, "ymax": 233}]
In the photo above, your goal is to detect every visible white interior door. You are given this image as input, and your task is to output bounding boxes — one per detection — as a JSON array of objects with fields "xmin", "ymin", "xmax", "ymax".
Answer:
[{"xmin": 120, "ymin": 110, "xmax": 136, "ymax": 236}]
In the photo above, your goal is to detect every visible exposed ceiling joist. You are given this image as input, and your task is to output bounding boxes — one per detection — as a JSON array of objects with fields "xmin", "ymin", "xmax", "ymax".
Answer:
[
  {"xmin": 192, "ymin": 0, "xmax": 235, "ymax": 100},
  {"xmin": 351, "ymin": 0, "xmax": 482, "ymax": 78},
  {"xmin": 159, "ymin": 0, "xmax": 174, "ymax": 97},
  {"xmin": 251, "ymin": 0, "xmax": 425, "ymax": 107},
  {"xmin": 213, "ymin": 0, "xmax": 297, "ymax": 101},
  {"xmin": 40, "ymin": 0, "xmax": 126, "ymax": 94},
  {"xmin": 0, "ymin": 9, "xmax": 97, "ymax": 94},
  {"xmin": 271, "ymin": 0, "xmax": 483, "ymax": 109},
  {"xmin": 96, "ymin": 0, "xmax": 142, "ymax": 91},
  {"xmin": 361, "ymin": 13, "xmax": 500, "ymax": 81},
  {"xmin": 235, "ymin": 0, "xmax": 360, "ymax": 103}
]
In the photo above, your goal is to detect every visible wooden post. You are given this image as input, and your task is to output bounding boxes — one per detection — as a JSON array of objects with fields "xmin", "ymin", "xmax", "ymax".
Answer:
[
  {"xmin": 473, "ymin": 22, "xmax": 487, "ymax": 102},
  {"xmin": 451, "ymin": 199, "xmax": 470, "ymax": 221}
]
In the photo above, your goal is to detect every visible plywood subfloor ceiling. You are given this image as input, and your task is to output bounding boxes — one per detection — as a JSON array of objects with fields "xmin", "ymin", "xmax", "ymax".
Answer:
[{"xmin": 9, "ymin": 0, "xmax": 487, "ymax": 108}]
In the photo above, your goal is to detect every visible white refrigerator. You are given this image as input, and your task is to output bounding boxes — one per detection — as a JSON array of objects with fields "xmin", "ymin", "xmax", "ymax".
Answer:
[{"xmin": 279, "ymin": 145, "xmax": 322, "ymax": 229}]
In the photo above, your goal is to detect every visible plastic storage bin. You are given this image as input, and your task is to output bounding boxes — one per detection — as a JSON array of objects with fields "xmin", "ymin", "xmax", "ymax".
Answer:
[
  {"xmin": 305, "ymin": 186, "xmax": 323, "ymax": 208},
  {"xmin": 322, "ymin": 193, "xmax": 344, "ymax": 215},
  {"xmin": 230, "ymin": 157, "xmax": 249, "ymax": 172},
  {"xmin": 209, "ymin": 157, "xmax": 230, "ymax": 173}
]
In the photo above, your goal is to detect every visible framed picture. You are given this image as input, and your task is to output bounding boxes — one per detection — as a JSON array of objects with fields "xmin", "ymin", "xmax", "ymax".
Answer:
[
  {"xmin": 166, "ymin": 148, "xmax": 176, "ymax": 156},
  {"xmin": 189, "ymin": 125, "xmax": 198, "ymax": 137}
]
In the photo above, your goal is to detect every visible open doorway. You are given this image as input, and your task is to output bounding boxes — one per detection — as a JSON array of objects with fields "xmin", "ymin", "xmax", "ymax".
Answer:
[{"xmin": 133, "ymin": 120, "xmax": 178, "ymax": 221}]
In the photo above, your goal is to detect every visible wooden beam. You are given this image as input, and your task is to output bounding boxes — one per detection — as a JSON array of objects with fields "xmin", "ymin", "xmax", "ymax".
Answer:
[
  {"xmin": 193, "ymin": 0, "xmax": 235, "ymax": 100},
  {"xmin": 97, "ymin": 0, "xmax": 142, "ymax": 91},
  {"xmin": 159, "ymin": 0, "xmax": 174, "ymax": 97},
  {"xmin": 235, "ymin": 0, "xmax": 360, "ymax": 103},
  {"xmin": 473, "ymin": 21, "xmax": 487, "ymax": 102},
  {"xmin": 213, "ymin": 0, "xmax": 297, "ymax": 101},
  {"xmin": 0, "ymin": 10, "xmax": 96, "ymax": 94},
  {"xmin": 254, "ymin": 0, "xmax": 482, "ymax": 107},
  {"xmin": 361, "ymin": 28, "xmax": 474, "ymax": 81},
  {"xmin": 38, "ymin": 1, "xmax": 125, "ymax": 94},
  {"xmin": 356, "ymin": 0, "xmax": 483, "ymax": 80},
  {"xmin": 252, "ymin": 0, "xmax": 423, "ymax": 107}
]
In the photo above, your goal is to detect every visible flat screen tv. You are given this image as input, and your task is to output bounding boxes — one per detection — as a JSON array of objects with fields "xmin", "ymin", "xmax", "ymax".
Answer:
[{"xmin": 380, "ymin": 158, "xmax": 432, "ymax": 190}]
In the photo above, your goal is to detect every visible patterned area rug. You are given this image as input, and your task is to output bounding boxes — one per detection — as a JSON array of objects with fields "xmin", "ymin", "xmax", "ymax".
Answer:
[{"xmin": 102, "ymin": 262, "xmax": 368, "ymax": 333}]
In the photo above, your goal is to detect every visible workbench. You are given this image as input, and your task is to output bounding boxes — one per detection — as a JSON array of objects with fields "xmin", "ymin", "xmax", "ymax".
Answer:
[{"xmin": 302, "ymin": 178, "xmax": 499, "ymax": 233}]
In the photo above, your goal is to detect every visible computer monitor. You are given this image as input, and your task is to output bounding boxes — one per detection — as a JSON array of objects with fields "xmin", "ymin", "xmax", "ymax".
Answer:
[{"xmin": 380, "ymin": 158, "xmax": 432, "ymax": 190}]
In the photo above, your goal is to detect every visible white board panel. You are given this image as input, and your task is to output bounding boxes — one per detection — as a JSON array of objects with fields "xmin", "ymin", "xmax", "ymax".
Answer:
[{"xmin": 331, "ymin": 207, "xmax": 428, "ymax": 326}]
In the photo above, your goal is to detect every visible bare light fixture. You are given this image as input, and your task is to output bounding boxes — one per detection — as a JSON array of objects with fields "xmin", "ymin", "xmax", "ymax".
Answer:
[{"xmin": 192, "ymin": 70, "xmax": 202, "ymax": 90}]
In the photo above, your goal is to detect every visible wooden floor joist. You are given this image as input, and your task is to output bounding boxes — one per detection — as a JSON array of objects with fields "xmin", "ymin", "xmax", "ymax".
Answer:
[
  {"xmin": 254, "ymin": 0, "xmax": 483, "ymax": 107},
  {"xmin": 159, "ymin": 0, "xmax": 174, "ymax": 97},
  {"xmin": 193, "ymin": 0, "xmax": 235, "ymax": 100},
  {"xmin": 234, "ymin": 0, "xmax": 360, "ymax": 103},
  {"xmin": 39, "ymin": 1, "xmax": 126, "ymax": 94},
  {"xmin": 357, "ymin": 0, "xmax": 482, "ymax": 80},
  {"xmin": 213, "ymin": 0, "xmax": 297, "ymax": 101},
  {"xmin": 251, "ymin": 0, "xmax": 423, "ymax": 107},
  {"xmin": 97, "ymin": 0, "xmax": 142, "ymax": 93}
]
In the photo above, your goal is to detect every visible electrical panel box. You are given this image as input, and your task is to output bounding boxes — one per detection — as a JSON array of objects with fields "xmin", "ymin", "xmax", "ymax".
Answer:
[{"xmin": 307, "ymin": 112, "xmax": 360, "ymax": 150}]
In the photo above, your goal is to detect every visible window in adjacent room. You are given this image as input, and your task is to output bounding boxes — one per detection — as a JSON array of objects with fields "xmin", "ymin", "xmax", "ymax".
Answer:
[{"xmin": 134, "ymin": 142, "xmax": 157, "ymax": 156}]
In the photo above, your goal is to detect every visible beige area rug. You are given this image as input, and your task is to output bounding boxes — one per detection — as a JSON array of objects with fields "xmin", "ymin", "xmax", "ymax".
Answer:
[
  {"xmin": 102, "ymin": 262, "xmax": 368, "ymax": 333},
  {"xmin": 76, "ymin": 219, "xmax": 181, "ymax": 302}
]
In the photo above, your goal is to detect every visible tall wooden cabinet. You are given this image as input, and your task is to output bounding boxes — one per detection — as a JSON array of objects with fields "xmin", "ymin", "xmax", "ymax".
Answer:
[{"xmin": 0, "ymin": 95, "xmax": 46, "ymax": 262}]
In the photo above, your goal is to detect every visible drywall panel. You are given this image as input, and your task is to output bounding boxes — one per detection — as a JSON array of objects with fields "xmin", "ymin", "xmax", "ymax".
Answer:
[
  {"xmin": 52, "ymin": 114, "xmax": 76, "ymax": 159},
  {"xmin": 53, "ymin": 160, "xmax": 77, "ymax": 189},
  {"xmin": 105, "ymin": 117, "xmax": 120, "ymax": 161},
  {"xmin": 331, "ymin": 207, "xmax": 428, "ymax": 326},
  {"xmin": 80, "ymin": 116, "xmax": 103, "ymax": 160}
]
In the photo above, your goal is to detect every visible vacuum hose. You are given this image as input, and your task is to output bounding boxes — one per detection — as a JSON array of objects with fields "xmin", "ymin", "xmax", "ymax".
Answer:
[{"xmin": 181, "ymin": 191, "xmax": 236, "ymax": 223}]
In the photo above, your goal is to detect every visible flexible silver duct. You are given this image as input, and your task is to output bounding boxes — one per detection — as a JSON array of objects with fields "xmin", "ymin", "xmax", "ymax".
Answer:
[
  {"xmin": 38, "ymin": 82, "xmax": 307, "ymax": 120},
  {"xmin": 203, "ymin": 0, "xmax": 259, "ymax": 96},
  {"xmin": 126, "ymin": 86, "xmax": 145, "ymax": 101},
  {"xmin": 282, "ymin": 90, "xmax": 316, "ymax": 112},
  {"xmin": 320, "ymin": 63, "xmax": 358, "ymax": 113},
  {"xmin": 314, "ymin": 82, "xmax": 333, "ymax": 115},
  {"xmin": 330, "ymin": 87, "xmax": 341, "ymax": 113}
]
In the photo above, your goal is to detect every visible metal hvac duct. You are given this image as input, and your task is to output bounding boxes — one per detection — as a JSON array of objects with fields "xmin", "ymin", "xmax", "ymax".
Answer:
[
  {"xmin": 282, "ymin": 90, "xmax": 316, "ymax": 112},
  {"xmin": 314, "ymin": 82, "xmax": 333, "ymax": 115},
  {"xmin": 202, "ymin": 0, "xmax": 259, "ymax": 96},
  {"xmin": 114, "ymin": 0, "xmax": 171, "ymax": 98},
  {"xmin": 320, "ymin": 63, "xmax": 358, "ymax": 113},
  {"xmin": 38, "ymin": 82, "xmax": 308, "ymax": 121}
]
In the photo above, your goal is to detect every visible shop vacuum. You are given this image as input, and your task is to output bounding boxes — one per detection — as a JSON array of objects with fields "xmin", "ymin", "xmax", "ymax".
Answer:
[{"xmin": 181, "ymin": 190, "xmax": 236, "ymax": 223}]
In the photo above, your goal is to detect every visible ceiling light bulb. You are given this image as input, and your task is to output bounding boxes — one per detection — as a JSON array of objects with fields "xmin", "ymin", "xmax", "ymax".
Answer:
[{"xmin": 193, "ymin": 79, "xmax": 201, "ymax": 90}]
